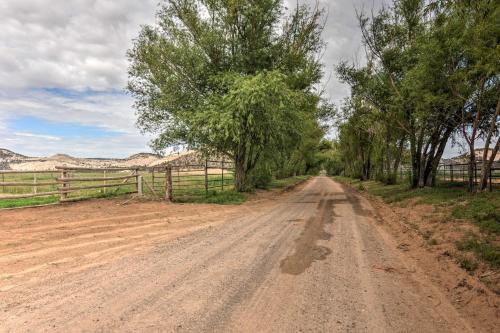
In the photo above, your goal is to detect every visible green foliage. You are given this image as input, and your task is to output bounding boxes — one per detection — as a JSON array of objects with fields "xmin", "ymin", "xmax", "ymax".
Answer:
[
  {"xmin": 128, "ymin": 0, "xmax": 329, "ymax": 191},
  {"xmin": 335, "ymin": 0, "xmax": 500, "ymax": 188},
  {"xmin": 267, "ymin": 175, "xmax": 311, "ymax": 189},
  {"xmin": 250, "ymin": 162, "xmax": 274, "ymax": 189},
  {"xmin": 317, "ymin": 140, "xmax": 344, "ymax": 176}
]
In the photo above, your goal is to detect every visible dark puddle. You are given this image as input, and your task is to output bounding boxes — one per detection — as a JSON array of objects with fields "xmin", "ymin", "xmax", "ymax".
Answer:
[{"xmin": 280, "ymin": 199, "xmax": 334, "ymax": 275}]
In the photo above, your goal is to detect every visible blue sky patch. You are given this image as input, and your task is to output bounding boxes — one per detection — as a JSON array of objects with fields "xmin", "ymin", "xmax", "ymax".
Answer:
[
  {"xmin": 8, "ymin": 116, "xmax": 123, "ymax": 139},
  {"xmin": 34, "ymin": 87, "xmax": 125, "ymax": 99}
]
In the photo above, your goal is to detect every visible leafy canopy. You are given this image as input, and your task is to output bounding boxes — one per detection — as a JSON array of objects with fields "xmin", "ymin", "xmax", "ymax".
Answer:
[{"xmin": 127, "ymin": 0, "xmax": 328, "ymax": 189}]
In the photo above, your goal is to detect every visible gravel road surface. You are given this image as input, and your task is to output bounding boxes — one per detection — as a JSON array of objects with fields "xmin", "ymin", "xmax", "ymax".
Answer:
[{"xmin": 0, "ymin": 177, "xmax": 476, "ymax": 332}]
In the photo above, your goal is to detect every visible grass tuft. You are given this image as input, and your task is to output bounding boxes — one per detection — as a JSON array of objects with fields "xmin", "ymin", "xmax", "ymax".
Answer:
[
  {"xmin": 457, "ymin": 256, "xmax": 479, "ymax": 272},
  {"xmin": 456, "ymin": 238, "xmax": 500, "ymax": 268}
]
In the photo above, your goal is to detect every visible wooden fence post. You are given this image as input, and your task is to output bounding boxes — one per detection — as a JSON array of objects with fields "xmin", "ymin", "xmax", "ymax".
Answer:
[
  {"xmin": 165, "ymin": 166, "xmax": 173, "ymax": 202},
  {"xmin": 137, "ymin": 175, "xmax": 143, "ymax": 196},
  {"xmin": 450, "ymin": 164, "xmax": 454, "ymax": 182},
  {"xmin": 134, "ymin": 169, "xmax": 139, "ymax": 194},
  {"xmin": 103, "ymin": 170, "xmax": 107, "ymax": 194},
  {"xmin": 474, "ymin": 163, "xmax": 477, "ymax": 186},
  {"xmin": 33, "ymin": 173, "xmax": 37, "ymax": 194},
  {"xmin": 204, "ymin": 160, "xmax": 208, "ymax": 195},
  {"xmin": 221, "ymin": 160, "xmax": 224, "ymax": 191},
  {"xmin": 489, "ymin": 168, "xmax": 492, "ymax": 192},
  {"xmin": 60, "ymin": 170, "xmax": 68, "ymax": 201}
]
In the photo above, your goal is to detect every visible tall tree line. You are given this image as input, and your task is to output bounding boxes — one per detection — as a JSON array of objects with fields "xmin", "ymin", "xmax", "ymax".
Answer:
[{"xmin": 335, "ymin": 0, "xmax": 499, "ymax": 191}]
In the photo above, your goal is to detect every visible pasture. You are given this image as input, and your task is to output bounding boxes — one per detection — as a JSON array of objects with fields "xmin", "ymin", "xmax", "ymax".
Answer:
[{"xmin": 0, "ymin": 162, "xmax": 235, "ymax": 209}]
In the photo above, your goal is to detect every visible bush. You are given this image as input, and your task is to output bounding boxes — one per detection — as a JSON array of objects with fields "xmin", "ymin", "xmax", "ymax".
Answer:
[{"xmin": 250, "ymin": 164, "xmax": 273, "ymax": 189}]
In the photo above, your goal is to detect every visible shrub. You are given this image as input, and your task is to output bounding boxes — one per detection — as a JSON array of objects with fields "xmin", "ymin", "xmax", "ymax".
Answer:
[{"xmin": 250, "ymin": 164, "xmax": 273, "ymax": 189}]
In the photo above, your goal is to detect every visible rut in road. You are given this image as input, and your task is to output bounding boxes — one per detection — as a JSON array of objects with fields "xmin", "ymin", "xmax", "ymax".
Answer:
[{"xmin": 0, "ymin": 177, "xmax": 475, "ymax": 332}]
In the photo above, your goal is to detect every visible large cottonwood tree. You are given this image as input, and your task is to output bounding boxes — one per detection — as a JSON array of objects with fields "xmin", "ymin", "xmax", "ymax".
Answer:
[{"xmin": 127, "ymin": 0, "xmax": 327, "ymax": 191}]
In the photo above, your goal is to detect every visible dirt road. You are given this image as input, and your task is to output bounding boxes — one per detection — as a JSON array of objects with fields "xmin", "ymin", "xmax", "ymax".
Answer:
[{"xmin": 0, "ymin": 177, "xmax": 489, "ymax": 332}]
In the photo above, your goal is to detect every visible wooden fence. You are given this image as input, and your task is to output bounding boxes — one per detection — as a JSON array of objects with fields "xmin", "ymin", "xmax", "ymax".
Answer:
[
  {"xmin": 144, "ymin": 161, "xmax": 234, "ymax": 201},
  {"xmin": 0, "ymin": 160, "xmax": 234, "ymax": 205},
  {"xmin": 436, "ymin": 162, "xmax": 500, "ymax": 191},
  {"xmin": 56, "ymin": 166, "xmax": 141, "ymax": 202},
  {"xmin": 0, "ymin": 170, "xmax": 60, "ymax": 200}
]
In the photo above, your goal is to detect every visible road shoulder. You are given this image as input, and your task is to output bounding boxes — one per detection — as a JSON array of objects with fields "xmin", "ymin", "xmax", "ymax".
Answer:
[{"xmin": 336, "ymin": 180, "xmax": 500, "ymax": 332}]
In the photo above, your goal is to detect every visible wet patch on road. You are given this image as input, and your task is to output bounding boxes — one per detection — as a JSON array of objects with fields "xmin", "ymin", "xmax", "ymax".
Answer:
[
  {"xmin": 337, "ymin": 184, "xmax": 372, "ymax": 217},
  {"xmin": 280, "ymin": 199, "xmax": 333, "ymax": 275}
]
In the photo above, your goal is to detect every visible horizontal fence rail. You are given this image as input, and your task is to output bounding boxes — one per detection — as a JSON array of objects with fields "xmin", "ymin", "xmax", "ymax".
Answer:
[
  {"xmin": 398, "ymin": 162, "xmax": 500, "ymax": 191},
  {"xmin": 0, "ymin": 160, "xmax": 234, "ymax": 206},
  {"xmin": 0, "ymin": 170, "xmax": 59, "ymax": 200}
]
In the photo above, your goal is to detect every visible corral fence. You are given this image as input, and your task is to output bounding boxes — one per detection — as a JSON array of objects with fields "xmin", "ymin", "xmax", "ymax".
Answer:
[
  {"xmin": 436, "ymin": 162, "xmax": 500, "ymax": 191},
  {"xmin": 398, "ymin": 162, "xmax": 500, "ymax": 191},
  {"xmin": 143, "ymin": 160, "xmax": 234, "ymax": 200},
  {"xmin": 0, "ymin": 160, "xmax": 234, "ymax": 205}
]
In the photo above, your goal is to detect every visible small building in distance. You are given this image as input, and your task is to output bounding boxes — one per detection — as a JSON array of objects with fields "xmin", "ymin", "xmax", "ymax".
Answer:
[{"xmin": 442, "ymin": 148, "xmax": 500, "ymax": 165}]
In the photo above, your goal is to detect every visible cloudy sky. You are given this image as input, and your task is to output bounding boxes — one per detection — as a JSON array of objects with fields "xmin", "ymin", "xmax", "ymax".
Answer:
[{"xmin": 0, "ymin": 0, "xmax": 384, "ymax": 158}]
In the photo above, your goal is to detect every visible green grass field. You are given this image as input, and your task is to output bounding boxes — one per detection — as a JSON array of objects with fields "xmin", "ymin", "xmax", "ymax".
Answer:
[{"xmin": 0, "ymin": 195, "xmax": 59, "ymax": 209}]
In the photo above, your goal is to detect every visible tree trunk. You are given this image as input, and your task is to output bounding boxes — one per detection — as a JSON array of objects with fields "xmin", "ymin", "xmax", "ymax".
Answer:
[
  {"xmin": 479, "ymin": 138, "xmax": 499, "ymax": 191},
  {"xmin": 410, "ymin": 132, "xmax": 419, "ymax": 188},
  {"xmin": 468, "ymin": 143, "xmax": 475, "ymax": 192},
  {"xmin": 234, "ymin": 153, "xmax": 246, "ymax": 192},
  {"xmin": 424, "ymin": 126, "xmax": 454, "ymax": 187},
  {"xmin": 393, "ymin": 137, "xmax": 405, "ymax": 174},
  {"xmin": 418, "ymin": 156, "xmax": 427, "ymax": 188},
  {"xmin": 478, "ymin": 98, "xmax": 500, "ymax": 191}
]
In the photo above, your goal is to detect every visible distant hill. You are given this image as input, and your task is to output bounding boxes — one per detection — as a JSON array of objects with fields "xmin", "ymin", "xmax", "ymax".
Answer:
[
  {"xmin": 127, "ymin": 152, "xmax": 161, "ymax": 160},
  {"xmin": 0, "ymin": 148, "xmax": 29, "ymax": 161},
  {"xmin": 48, "ymin": 154, "xmax": 80, "ymax": 162},
  {"xmin": 0, "ymin": 148, "xmax": 201, "ymax": 171},
  {"xmin": 0, "ymin": 149, "xmax": 32, "ymax": 169}
]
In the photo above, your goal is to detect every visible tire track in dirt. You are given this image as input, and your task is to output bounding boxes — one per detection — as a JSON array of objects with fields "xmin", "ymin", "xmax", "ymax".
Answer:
[{"xmin": 0, "ymin": 201, "xmax": 244, "ymax": 290}]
